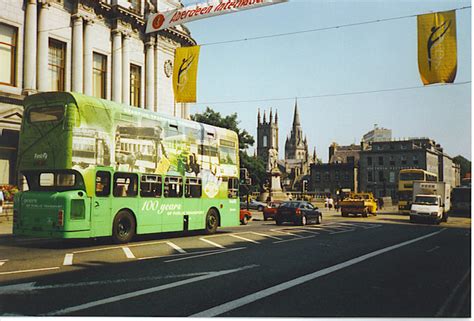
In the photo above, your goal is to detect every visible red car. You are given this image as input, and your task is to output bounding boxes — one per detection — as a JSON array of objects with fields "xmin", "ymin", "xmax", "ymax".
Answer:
[
  {"xmin": 263, "ymin": 201, "xmax": 282, "ymax": 221},
  {"xmin": 240, "ymin": 209, "xmax": 252, "ymax": 225}
]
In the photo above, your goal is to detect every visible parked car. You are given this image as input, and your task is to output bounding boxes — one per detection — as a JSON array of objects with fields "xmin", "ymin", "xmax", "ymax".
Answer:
[
  {"xmin": 240, "ymin": 199, "xmax": 267, "ymax": 211},
  {"xmin": 263, "ymin": 201, "xmax": 282, "ymax": 221},
  {"xmin": 240, "ymin": 209, "xmax": 252, "ymax": 225},
  {"xmin": 275, "ymin": 201, "xmax": 322, "ymax": 226}
]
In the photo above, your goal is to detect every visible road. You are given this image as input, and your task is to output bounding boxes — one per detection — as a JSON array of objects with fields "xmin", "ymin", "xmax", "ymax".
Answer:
[{"xmin": 0, "ymin": 210, "xmax": 470, "ymax": 317}]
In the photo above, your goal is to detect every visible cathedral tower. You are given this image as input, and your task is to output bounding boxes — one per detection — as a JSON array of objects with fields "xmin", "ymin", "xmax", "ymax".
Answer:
[{"xmin": 257, "ymin": 108, "xmax": 279, "ymax": 165}]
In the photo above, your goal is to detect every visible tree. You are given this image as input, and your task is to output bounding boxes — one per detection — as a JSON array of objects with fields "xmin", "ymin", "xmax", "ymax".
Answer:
[
  {"xmin": 191, "ymin": 107, "xmax": 266, "ymax": 191},
  {"xmin": 453, "ymin": 155, "xmax": 471, "ymax": 178},
  {"xmin": 191, "ymin": 107, "xmax": 254, "ymax": 150}
]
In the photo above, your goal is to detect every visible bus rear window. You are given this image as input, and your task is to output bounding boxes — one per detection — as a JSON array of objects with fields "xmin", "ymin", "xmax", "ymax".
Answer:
[{"xmin": 28, "ymin": 106, "xmax": 64, "ymax": 123}]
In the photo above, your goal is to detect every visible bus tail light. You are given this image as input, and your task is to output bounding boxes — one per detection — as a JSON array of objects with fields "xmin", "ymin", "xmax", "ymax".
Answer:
[{"xmin": 58, "ymin": 209, "xmax": 64, "ymax": 227}]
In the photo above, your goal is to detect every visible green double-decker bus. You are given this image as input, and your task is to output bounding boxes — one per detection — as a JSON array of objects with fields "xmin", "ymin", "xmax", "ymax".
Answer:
[{"xmin": 13, "ymin": 92, "xmax": 240, "ymax": 243}]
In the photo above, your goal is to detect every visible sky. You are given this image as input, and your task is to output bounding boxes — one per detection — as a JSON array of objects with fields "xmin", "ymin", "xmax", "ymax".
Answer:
[{"xmin": 179, "ymin": 0, "xmax": 471, "ymax": 162}]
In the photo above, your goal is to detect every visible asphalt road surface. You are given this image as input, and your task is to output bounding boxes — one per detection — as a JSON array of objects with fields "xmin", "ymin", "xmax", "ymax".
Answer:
[{"xmin": 0, "ymin": 211, "xmax": 470, "ymax": 317}]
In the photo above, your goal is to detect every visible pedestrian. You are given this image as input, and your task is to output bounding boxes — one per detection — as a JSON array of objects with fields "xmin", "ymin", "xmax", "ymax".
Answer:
[
  {"xmin": 325, "ymin": 196, "xmax": 329, "ymax": 209},
  {"xmin": 378, "ymin": 197, "xmax": 384, "ymax": 210},
  {"xmin": 329, "ymin": 197, "xmax": 334, "ymax": 210}
]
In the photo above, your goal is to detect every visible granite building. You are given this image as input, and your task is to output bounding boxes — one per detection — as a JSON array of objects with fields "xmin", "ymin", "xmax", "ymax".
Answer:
[
  {"xmin": 359, "ymin": 138, "xmax": 460, "ymax": 199},
  {"xmin": 0, "ymin": 0, "xmax": 195, "ymax": 185}
]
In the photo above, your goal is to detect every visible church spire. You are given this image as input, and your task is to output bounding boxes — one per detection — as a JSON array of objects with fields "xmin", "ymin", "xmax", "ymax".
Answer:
[
  {"xmin": 275, "ymin": 109, "xmax": 278, "ymax": 124},
  {"xmin": 292, "ymin": 98, "xmax": 301, "ymax": 128},
  {"xmin": 269, "ymin": 108, "xmax": 273, "ymax": 123},
  {"xmin": 263, "ymin": 110, "xmax": 266, "ymax": 123},
  {"xmin": 257, "ymin": 108, "xmax": 261, "ymax": 124}
]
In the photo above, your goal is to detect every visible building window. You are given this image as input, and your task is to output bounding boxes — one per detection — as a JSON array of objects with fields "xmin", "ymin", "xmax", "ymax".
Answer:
[
  {"xmin": 315, "ymin": 173, "xmax": 321, "ymax": 182},
  {"xmin": 0, "ymin": 23, "xmax": 17, "ymax": 86},
  {"xmin": 413, "ymin": 155, "xmax": 419, "ymax": 165},
  {"xmin": 401, "ymin": 155, "xmax": 407, "ymax": 165},
  {"xmin": 324, "ymin": 172, "xmax": 330, "ymax": 181},
  {"xmin": 130, "ymin": 64, "xmax": 141, "ymax": 107},
  {"xmin": 378, "ymin": 171, "xmax": 384, "ymax": 182},
  {"xmin": 48, "ymin": 38, "xmax": 66, "ymax": 91},
  {"xmin": 263, "ymin": 135, "xmax": 267, "ymax": 147},
  {"xmin": 93, "ymin": 52, "xmax": 107, "ymax": 98},
  {"xmin": 389, "ymin": 156, "xmax": 395, "ymax": 166},
  {"xmin": 335, "ymin": 171, "xmax": 340, "ymax": 180},
  {"xmin": 367, "ymin": 157, "xmax": 372, "ymax": 166},
  {"xmin": 368, "ymin": 171, "xmax": 373, "ymax": 182},
  {"xmin": 389, "ymin": 171, "xmax": 395, "ymax": 183},
  {"xmin": 378, "ymin": 156, "xmax": 384, "ymax": 166}
]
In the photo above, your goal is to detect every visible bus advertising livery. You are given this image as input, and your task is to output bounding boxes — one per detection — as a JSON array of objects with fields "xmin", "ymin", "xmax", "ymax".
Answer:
[{"xmin": 13, "ymin": 92, "xmax": 240, "ymax": 243}]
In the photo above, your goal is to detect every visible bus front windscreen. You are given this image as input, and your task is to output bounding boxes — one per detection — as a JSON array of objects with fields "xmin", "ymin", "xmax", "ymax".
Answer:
[{"xmin": 399, "ymin": 172, "xmax": 424, "ymax": 181}]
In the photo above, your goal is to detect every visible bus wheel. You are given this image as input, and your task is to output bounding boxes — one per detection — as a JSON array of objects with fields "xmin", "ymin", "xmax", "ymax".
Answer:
[
  {"xmin": 112, "ymin": 210, "xmax": 136, "ymax": 244},
  {"xmin": 205, "ymin": 209, "xmax": 219, "ymax": 234}
]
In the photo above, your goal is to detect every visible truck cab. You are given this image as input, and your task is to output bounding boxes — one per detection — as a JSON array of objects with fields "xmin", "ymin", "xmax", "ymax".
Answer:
[{"xmin": 410, "ymin": 194, "xmax": 447, "ymax": 224}]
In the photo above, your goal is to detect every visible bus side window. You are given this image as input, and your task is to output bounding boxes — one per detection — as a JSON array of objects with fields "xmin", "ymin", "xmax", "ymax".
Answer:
[
  {"xmin": 227, "ymin": 178, "xmax": 239, "ymax": 199},
  {"xmin": 113, "ymin": 173, "xmax": 138, "ymax": 197},
  {"xmin": 164, "ymin": 176, "xmax": 182, "ymax": 198},
  {"xmin": 96, "ymin": 171, "xmax": 111, "ymax": 197},
  {"xmin": 185, "ymin": 178, "xmax": 202, "ymax": 198},
  {"xmin": 140, "ymin": 175, "xmax": 162, "ymax": 198}
]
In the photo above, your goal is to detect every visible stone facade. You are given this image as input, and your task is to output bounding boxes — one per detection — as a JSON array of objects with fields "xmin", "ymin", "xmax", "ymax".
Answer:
[
  {"xmin": 359, "ymin": 138, "xmax": 460, "ymax": 199},
  {"xmin": 0, "ymin": 0, "xmax": 196, "ymax": 185},
  {"xmin": 310, "ymin": 162, "xmax": 358, "ymax": 196}
]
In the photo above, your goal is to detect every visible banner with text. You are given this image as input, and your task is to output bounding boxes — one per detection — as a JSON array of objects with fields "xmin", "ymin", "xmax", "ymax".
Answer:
[
  {"xmin": 146, "ymin": 0, "xmax": 287, "ymax": 33},
  {"xmin": 417, "ymin": 10, "xmax": 457, "ymax": 85},
  {"xmin": 173, "ymin": 46, "xmax": 200, "ymax": 103}
]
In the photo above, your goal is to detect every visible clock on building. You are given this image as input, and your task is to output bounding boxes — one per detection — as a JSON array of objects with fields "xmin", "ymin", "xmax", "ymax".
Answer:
[{"xmin": 164, "ymin": 60, "xmax": 173, "ymax": 78}]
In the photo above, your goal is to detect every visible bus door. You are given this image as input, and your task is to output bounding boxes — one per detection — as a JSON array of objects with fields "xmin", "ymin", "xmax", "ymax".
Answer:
[{"xmin": 91, "ymin": 170, "xmax": 113, "ymax": 237}]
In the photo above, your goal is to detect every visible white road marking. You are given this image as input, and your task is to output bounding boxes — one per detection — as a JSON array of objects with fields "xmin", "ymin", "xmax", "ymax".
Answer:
[
  {"xmin": 230, "ymin": 234, "xmax": 260, "ymax": 244},
  {"xmin": 191, "ymin": 228, "xmax": 446, "ymax": 317},
  {"xmin": 122, "ymin": 247, "xmax": 135, "ymax": 259},
  {"xmin": 165, "ymin": 241, "xmax": 187, "ymax": 254},
  {"xmin": 436, "ymin": 267, "xmax": 470, "ymax": 316},
  {"xmin": 270, "ymin": 229, "xmax": 304, "ymax": 238},
  {"xmin": 251, "ymin": 232, "xmax": 283, "ymax": 241},
  {"xmin": 165, "ymin": 247, "xmax": 245, "ymax": 263},
  {"xmin": 273, "ymin": 236, "xmax": 315, "ymax": 244},
  {"xmin": 0, "ymin": 267, "xmax": 59, "ymax": 276},
  {"xmin": 426, "ymin": 246, "xmax": 440, "ymax": 253},
  {"xmin": 63, "ymin": 254, "xmax": 74, "ymax": 266},
  {"xmin": 0, "ymin": 271, "xmax": 222, "ymax": 295},
  {"xmin": 138, "ymin": 248, "xmax": 223, "ymax": 261},
  {"xmin": 292, "ymin": 228, "xmax": 319, "ymax": 235},
  {"xmin": 199, "ymin": 238, "xmax": 226, "ymax": 249},
  {"xmin": 45, "ymin": 264, "xmax": 258, "ymax": 316},
  {"xmin": 0, "ymin": 260, "xmax": 8, "ymax": 267}
]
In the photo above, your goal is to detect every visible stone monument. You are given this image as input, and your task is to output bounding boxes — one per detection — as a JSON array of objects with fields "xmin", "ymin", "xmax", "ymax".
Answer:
[{"xmin": 265, "ymin": 148, "xmax": 289, "ymax": 201}]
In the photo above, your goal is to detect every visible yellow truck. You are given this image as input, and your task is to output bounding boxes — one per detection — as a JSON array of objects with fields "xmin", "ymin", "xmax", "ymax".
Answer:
[{"xmin": 340, "ymin": 193, "xmax": 377, "ymax": 217}]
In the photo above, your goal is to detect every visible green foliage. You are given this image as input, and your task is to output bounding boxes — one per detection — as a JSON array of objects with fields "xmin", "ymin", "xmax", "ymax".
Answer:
[
  {"xmin": 191, "ymin": 107, "xmax": 266, "ymax": 191},
  {"xmin": 453, "ymin": 155, "xmax": 471, "ymax": 178},
  {"xmin": 191, "ymin": 107, "xmax": 254, "ymax": 150}
]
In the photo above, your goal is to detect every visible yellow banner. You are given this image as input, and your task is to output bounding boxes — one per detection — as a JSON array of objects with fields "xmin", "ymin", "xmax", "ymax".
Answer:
[
  {"xmin": 417, "ymin": 10, "xmax": 457, "ymax": 85},
  {"xmin": 173, "ymin": 46, "xmax": 200, "ymax": 103}
]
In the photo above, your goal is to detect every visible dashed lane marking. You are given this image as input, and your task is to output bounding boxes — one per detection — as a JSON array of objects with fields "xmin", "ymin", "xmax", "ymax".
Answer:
[
  {"xmin": 138, "ymin": 248, "xmax": 224, "ymax": 261},
  {"xmin": 229, "ymin": 234, "xmax": 260, "ymax": 244},
  {"xmin": 166, "ymin": 241, "xmax": 187, "ymax": 254},
  {"xmin": 122, "ymin": 247, "xmax": 136, "ymax": 259},
  {"xmin": 63, "ymin": 254, "xmax": 74, "ymax": 266},
  {"xmin": 0, "ymin": 260, "xmax": 8, "ymax": 267},
  {"xmin": 199, "ymin": 238, "xmax": 226, "ymax": 249}
]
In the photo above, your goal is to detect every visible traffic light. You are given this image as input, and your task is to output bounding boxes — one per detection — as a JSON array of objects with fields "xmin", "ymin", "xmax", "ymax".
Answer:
[
  {"xmin": 302, "ymin": 180, "xmax": 308, "ymax": 192},
  {"xmin": 240, "ymin": 168, "xmax": 249, "ymax": 185}
]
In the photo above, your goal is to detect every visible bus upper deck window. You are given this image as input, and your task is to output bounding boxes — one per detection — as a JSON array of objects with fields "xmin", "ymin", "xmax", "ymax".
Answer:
[
  {"xmin": 57, "ymin": 173, "xmax": 75, "ymax": 187},
  {"xmin": 28, "ymin": 106, "xmax": 64, "ymax": 123},
  {"xmin": 96, "ymin": 171, "xmax": 111, "ymax": 197},
  {"xmin": 39, "ymin": 173, "xmax": 54, "ymax": 187}
]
